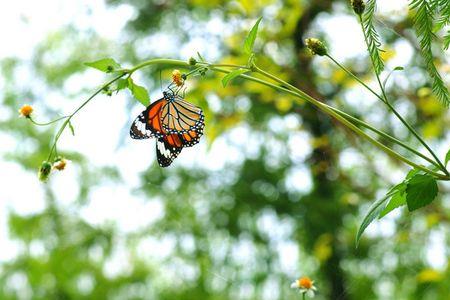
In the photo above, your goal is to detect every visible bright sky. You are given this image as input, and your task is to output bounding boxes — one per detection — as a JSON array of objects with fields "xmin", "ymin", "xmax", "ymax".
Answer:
[{"xmin": 0, "ymin": 0, "xmax": 447, "ymax": 281}]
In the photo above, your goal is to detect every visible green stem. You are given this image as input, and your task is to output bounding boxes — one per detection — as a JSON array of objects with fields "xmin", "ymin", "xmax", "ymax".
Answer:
[
  {"xmin": 326, "ymin": 54, "xmax": 385, "ymax": 103},
  {"xmin": 47, "ymin": 73, "xmax": 126, "ymax": 161},
  {"xmin": 328, "ymin": 107, "xmax": 439, "ymax": 168},
  {"xmin": 200, "ymin": 62, "xmax": 251, "ymax": 71},
  {"xmin": 356, "ymin": 15, "xmax": 449, "ymax": 176},
  {"xmin": 204, "ymin": 64, "xmax": 433, "ymax": 165},
  {"xmin": 129, "ymin": 59, "xmax": 192, "ymax": 74},
  {"xmin": 250, "ymin": 65, "xmax": 448, "ymax": 180},
  {"xmin": 45, "ymin": 58, "xmax": 449, "ymax": 180},
  {"xmin": 197, "ymin": 62, "xmax": 251, "ymax": 69},
  {"xmin": 28, "ymin": 115, "xmax": 69, "ymax": 126},
  {"xmin": 302, "ymin": 293, "xmax": 306, "ymax": 300},
  {"xmin": 324, "ymin": 55, "xmax": 439, "ymax": 168},
  {"xmin": 184, "ymin": 66, "xmax": 205, "ymax": 77}
]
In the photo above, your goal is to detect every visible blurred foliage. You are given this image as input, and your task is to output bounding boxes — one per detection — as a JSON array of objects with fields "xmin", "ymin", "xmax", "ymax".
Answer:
[{"xmin": 1, "ymin": 0, "xmax": 450, "ymax": 299}]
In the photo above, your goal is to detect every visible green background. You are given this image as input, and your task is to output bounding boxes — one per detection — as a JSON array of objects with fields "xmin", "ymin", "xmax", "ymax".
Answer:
[{"xmin": 1, "ymin": 0, "xmax": 449, "ymax": 299}]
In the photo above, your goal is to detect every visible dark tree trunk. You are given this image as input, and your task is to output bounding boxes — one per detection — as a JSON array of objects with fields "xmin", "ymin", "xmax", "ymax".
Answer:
[{"xmin": 292, "ymin": 1, "xmax": 349, "ymax": 299}]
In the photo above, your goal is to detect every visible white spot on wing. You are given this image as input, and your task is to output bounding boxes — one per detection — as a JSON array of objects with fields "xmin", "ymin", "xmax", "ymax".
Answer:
[{"xmin": 157, "ymin": 140, "xmax": 171, "ymax": 158}]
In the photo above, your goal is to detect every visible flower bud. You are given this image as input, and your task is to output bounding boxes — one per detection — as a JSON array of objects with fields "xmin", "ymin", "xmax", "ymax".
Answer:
[
  {"xmin": 19, "ymin": 104, "xmax": 33, "ymax": 118},
  {"xmin": 351, "ymin": 0, "xmax": 365, "ymax": 15},
  {"xmin": 188, "ymin": 57, "xmax": 197, "ymax": 66},
  {"xmin": 38, "ymin": 161, "xmax": 52, "ymax": 182},
  {"xmin": 305, "ymin": 38, "xmax": 328, "ymax": 56},
  {"xmin": 199, "ymin": 67, "xmax": 208, "ymax": 76}
]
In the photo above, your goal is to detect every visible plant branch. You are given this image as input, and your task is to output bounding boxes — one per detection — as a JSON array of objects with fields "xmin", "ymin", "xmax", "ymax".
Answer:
[
  {"xmin": 249, "ymin": 64, "xmax": 448, "ymax": 180},
  {"xmin": 325, "ymin": 54, "xmax": 440, "ymax": 169},
  {"xmin": 29, "ymin": 115, "xmax": 69, "ymax": 126},
  {"xmin": 42, "ymin": 58, "xmax": 449, "ymax": 180},
  {"xmin": 47, "ymin": 73, "xmax": 126, "ymax": 161},
  {"xmin": 356, "ymin": 15, "xmax": 449, "ymax": 176}
]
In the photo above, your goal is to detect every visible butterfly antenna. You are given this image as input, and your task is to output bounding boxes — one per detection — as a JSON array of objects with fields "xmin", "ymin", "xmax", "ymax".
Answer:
[
  {"xmin": 176, "ymin": 81, "xmax": 185, "ymax": 95},
  {"xmin": 159, "ymin": 69, "xmax": 163, "ymax": 93},
  {"xmin": 167, "ymin": 85, "xmax": 175, "ymax": 94}
]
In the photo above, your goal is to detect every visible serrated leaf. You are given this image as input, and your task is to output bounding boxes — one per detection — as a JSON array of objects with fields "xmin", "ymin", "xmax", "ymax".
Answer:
[
  {"xmin": 410, "ymin": 0, "xmax": 450, "ymax": 105},
  {"xmin": 445, "ymin": 149, "xmax": 450, "ymax": 167},
  {"xmin": 127, "ymin": 78, "xmax": 150, "ymax": 106},
  {"xmin": 84, "ymin": 58, "xmax": 121, "ymax": 73},
  {"xmin": 243, "ymin": 17, "xmax": 262, "ymax": 55},
  {"xmin": 68, "ymin": 121, "xmax": 75, "ymax": 136},
  {"xmin": 406, "ymin": 174, "xmax": 438, "ymax": 211},
  {"xmin": 444, "ymin": 31, "xmax": 450, "ymax": 50},
  {"xmin": 362, "ymin": 0, "xmax": 384, "ymax": 75},
  {"xmin": 356, "ymin": 194, "xmax": 390, "ymax": 247},
  {"xmin": 222, "ymin": 69, "xmax": 248, "ymax": 87}
]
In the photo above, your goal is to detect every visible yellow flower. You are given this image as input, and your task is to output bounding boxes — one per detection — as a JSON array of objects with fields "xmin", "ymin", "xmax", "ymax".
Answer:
[
  {"xmin": 172, "ymin": 69, "xmax": 184, "ymax": 87},
  {"xmin": 291, "ymin": 276, "xmax": 317, "ymax": 298},
  {"xmin": 19, "ymin": 104, "xmax": 33, "ymax": 118}
]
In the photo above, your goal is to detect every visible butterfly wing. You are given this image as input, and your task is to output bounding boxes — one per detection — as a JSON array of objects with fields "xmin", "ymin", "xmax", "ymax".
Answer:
[
  {"xmin": 161, "ymin": 97, "xmax": 204, "ymax": 134},
  {"xmin": 156, "ymin": 134, "xmax": 184, "ymax": 167},
  {"xmin": 179, "ymin": 130, "xmax": 202, "ymax": 147},
  {"xmin": 130, "ymin": 98, "xmax": 168, "ymax": 139},
  {"xmin": 160, "ymin": 96, "xmax": 204, "ymax": 147},
  {"xmin": 131, "ymin": 94, "xmax": 204, "ymax": 167}
]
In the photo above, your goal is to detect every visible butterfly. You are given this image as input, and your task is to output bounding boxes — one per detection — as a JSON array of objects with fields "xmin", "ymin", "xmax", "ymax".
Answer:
[{"xmin": 130, "ymin": 90, "xmax": 205, "ymax": 167}]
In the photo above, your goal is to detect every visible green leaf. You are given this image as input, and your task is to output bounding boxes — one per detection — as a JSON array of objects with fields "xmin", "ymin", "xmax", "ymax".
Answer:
[
  {"xmin": 356, "ymin": 193, "xmax": 391, "ymax": 247},
  {"xmin": 406, "ymin": 168, "xmax": 421, "ymax": 179},
  {"xmin": 243, "ymin": 17, "xmax": 262, "ymax": 55},
  {"xmin": 127, "ymin": 77, "xmax": 150, "ymax": 106},
  {"xmin": 116, "ymin": 79, "xmax": 129, "ymax": 93},
  {"xmin": 362, "ymin": 0, "xmax": 385, "ymax": 75},
  {"xmin": 68, "ymin": 121, "xmax": 75, "ymax": 136},
  {"xmin": 393, "ymin": 66, "xmax": 404, "ymax": 71},
  {"xmin": 84, "ymin": 58, "xmax": 121, "ymax": 73},
  {"xmin": 356, "ymin": 182, "xmax": 407, "ymax": 245},
  {"xmin": 406, "ymin": 174, "xmax": 438, "ymax": 211},
  {"xmin": 410, "ymin": 0, "xmax": 450, "ymax": 105},
  {"xmin": 379, "ymin": 188, "xmax": 406, "ymax": 218},
  {"xmin": 445, "ymin": 149, "xmax": 450, "ymax": 167},
  {"xmin": 222, "ymin": 69, "xmax": 248, "ymax": 87},
  {"xmin": 444, "ymin": 31, "xmax": 450, "ymax": 50}
]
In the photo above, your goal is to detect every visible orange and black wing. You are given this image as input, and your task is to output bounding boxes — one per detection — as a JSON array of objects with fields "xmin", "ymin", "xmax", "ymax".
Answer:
[
  {"xmin": 130, "ymin": 98, "xmax": 168, "ymax": 139},
  {"xmin": 156, "ymin": 133, "xmax": 184, "ymax": 167},
  {"xmin": 179, "ymin": 130, "xmax": 202, "ymax": 147},
  {"xmin": 160, "ymin": 96, "xmax": 205, "ymax": 147}
]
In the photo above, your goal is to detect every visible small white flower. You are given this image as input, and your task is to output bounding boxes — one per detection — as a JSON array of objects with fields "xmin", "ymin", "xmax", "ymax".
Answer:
[
  {"xmin": 290, "ymin": 276, "xmax": 317, "ymax": 298},
  {"xmin": 53, "ymin": 157, "xmax": 70, "ymax": 171}
]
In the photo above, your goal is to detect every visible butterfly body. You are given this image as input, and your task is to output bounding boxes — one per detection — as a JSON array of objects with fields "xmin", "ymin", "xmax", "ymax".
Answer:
[{"xmin": 130, "ymin": 90, "xmax": 204, "ymax": 167}]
